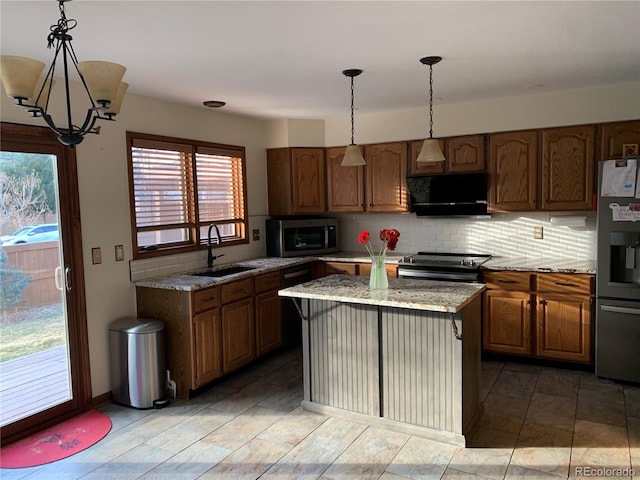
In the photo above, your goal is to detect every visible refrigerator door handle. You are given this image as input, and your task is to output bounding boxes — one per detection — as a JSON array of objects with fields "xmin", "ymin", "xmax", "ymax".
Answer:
[{"xmin": 601, "ymin": 304, "xmax": 640, "ymax": 315}]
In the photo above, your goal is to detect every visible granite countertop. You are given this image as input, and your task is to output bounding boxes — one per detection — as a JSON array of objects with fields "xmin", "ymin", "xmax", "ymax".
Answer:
[
  {"xmin": 482, "ymin": 257, "xmax": 596, "ymax": 274},
  {"xmin": 134, "ymin": 257, "xmax": 312, "ymax": 291},
  {"xmin": 317, "ymin": 252, "xmax": 406, "ymax": 264},
  {"xmin": 279, "ymin": 274, "xmax": 485, "ymax": 313}
]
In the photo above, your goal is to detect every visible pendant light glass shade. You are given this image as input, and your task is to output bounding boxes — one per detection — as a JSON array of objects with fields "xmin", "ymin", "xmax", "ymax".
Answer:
[
  {"xmin": 104, "ymin": 82, "xmax": 129, "ymax": 118},
  {"xmin": 342, "ymin": 144, "xmax": 366, "ymax": 167},
  {"xmin": 340, "ymin": 68, "xmax": 366, "ymax": 167},
  {"xmin": 77, "ymin": 61, "xmax": 126, "ymax": 105},
  {"xmin": 416, "ymin": 55, "xmax": 445, "ymax": 164},
  {"xmin": 416, "ymin": 138, "xmax": 445, "ymax": 163}
]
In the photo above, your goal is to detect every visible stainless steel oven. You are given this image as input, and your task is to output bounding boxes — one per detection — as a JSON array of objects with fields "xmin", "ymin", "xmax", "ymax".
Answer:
[
  {"xmin": 398, "ymin": 252, "xmax": 492, "ymax": 282},
  {"xmin": 266, "ymin": 217, "xmax": 338, "ymax": 257}
]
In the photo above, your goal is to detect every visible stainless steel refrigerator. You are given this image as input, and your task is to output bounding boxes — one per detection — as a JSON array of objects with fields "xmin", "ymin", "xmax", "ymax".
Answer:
[{"xmin": 595, "ymin": 158, "xmax": 640, "ymax": 383}]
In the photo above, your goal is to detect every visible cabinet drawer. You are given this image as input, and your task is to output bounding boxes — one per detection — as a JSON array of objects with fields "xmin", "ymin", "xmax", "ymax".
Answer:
[
  {"xmin": 325, "ymin": 262, "xmax": 358, "ymax": 275},
  {"xmin": 535, "ymin": 273, "xmax": 594, "ymax": 295},
  {"xmin": 193, "ymin": 287, "xmax": 219, "ymax": 313},
  {"xmin": 255, "ymin": 271, "xmax": 280, "ymax": 293},
  {"xmin": 482, "ymin": 271, "xmax": 531, "ymax": 291},
  {"xmin": 221, "ymin": 278, "xmax": 255, "ymax": 304}
]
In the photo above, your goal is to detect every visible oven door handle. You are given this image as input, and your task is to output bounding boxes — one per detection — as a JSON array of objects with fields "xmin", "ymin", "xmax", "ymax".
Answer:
[{"xmin": 601, "ymin": 305, "xmax": 640, "ymax": 316}]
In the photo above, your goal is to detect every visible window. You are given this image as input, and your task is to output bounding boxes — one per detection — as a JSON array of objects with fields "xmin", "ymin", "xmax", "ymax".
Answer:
[{"xmin": 126, "ymin": 132, "xmax": 248, "ymax": 258}]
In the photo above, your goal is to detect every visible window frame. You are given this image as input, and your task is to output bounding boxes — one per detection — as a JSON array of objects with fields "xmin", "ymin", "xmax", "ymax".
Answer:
[{"xmin": 126, "ymin": 131, "xmax": 249, "ymax": 259}]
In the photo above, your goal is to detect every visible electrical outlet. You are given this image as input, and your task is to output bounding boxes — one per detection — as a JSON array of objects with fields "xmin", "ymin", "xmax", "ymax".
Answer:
[
  {"xmin": 533, "ymin": 226, "xmax": 543, "ymax": 239},
  {"xmin": 91, "ymin": 247, "xmax": 102, "ymax": 264},
  {"xmin": 252, "ymin": 229, "xmax": 260, "ymax": 241}
]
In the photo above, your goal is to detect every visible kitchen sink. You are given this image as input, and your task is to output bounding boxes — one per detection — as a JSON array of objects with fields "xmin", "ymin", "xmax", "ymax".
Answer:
[{"xmin": 191, "ymin": 265, "xmax": 255, "ymax": 277}]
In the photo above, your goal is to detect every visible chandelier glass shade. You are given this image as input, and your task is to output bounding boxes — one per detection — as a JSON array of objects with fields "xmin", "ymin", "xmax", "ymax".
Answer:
[
  {"xmin": 0, "ymin": 0, "xmax": 127, "ymax": 147},
  {"xmin": 340, "ymin": 68, "xmax": 366, "ymax": 167},
  {"xmin": 416, "ymin": 56, "xmax": 445, "ymax": 164}
]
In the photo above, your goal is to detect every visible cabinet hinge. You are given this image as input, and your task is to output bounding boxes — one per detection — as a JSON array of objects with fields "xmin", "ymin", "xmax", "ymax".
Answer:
[
  {"xmin": 192, "ymin": 315, "xmax": 196, "ymax": 323},
  {"xmin": 195, "ymin": 376, "xmax": 199, "ymax": 386}
]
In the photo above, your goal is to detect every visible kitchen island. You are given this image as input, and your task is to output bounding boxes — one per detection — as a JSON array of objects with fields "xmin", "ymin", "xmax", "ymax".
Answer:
[{"xmin": 279, "ymin": 274, "xmax": 485, "ymax": 446}]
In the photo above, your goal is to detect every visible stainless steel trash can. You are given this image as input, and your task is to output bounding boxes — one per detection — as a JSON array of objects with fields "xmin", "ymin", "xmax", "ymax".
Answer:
[{"xmin": 109, "ymin": 317, "xmax": 168, "ymax": 409}]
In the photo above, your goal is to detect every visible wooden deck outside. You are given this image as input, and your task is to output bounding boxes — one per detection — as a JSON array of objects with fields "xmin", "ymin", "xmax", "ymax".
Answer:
[{"xmin": 0, "ymin": 346, "xmax": 71, "ymax": 427}]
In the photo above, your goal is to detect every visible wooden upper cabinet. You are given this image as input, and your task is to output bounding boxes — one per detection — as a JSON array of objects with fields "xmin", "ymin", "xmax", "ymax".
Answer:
[
  {"xmin": 446, "ymin": 134, "xmax": 486, "ymax": 173},
  {"xmin": 364, "ymin": 142, "xmax": 408, "ymax": 212},
  {"xmin": 599, "ymin": 120, "xmax": 640, "ymax": 160},
  {"xmin": 489, "ymin": 130, "xmax": 538, "ymax": 212},
  {"xmin": 266, "ymin": 147, "xmax": 326, "ymax": 215},
  {"xmin": 541, "ymin": 125, "xmax": 595, "ymax": 211},
  {"xmin": 326, "ymin": 146, "xmax": 365, "ymax": 212},
  {"xmin": 409, "ymin": 139, "xmax": 445, "ymax": 175}
]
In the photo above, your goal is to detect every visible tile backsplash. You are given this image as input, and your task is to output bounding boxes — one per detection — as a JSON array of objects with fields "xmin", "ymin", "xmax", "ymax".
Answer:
[{"xmin": 335, "ymin": 212, "xmax": 597, "ymax": 260}]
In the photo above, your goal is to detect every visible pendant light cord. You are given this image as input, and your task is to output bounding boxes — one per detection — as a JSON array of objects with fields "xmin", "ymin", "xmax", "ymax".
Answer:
[
  {"xmin": 428, "ymin": 63, "xmax": 434, "ymax": 140},
  {"xmin": 350, "ymin": 75, "xmax": 355, "ymax": 145}
]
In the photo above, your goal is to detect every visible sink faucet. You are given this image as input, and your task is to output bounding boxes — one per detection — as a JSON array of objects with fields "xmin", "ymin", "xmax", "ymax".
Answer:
[{"xmin": 207, "ymin": 224, "xmax": 224, "ymax": 268}]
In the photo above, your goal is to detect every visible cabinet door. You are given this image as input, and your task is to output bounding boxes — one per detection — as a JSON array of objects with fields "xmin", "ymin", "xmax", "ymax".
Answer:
[
  {"xmin": 267, "ymin": 148, "xmax": 293, "ymax": 216},
  {"xmin": 359, "ymin": 262, "xmax": 397, "ymax": 278},
  {"xmin": 326, "ymin": 146, "xmax": 365, "ymax": 212},
  {"xmin": 409, "ymin": 139, "xmax": 445, "ymax": 175},
  {"xmin": 488, "ymin": 130, "xmax": 538, "ymax": 211},
  {"xmin": 221, "ymin": 298, "xmax": 256, "ymax": 373},
  {"xmin": 541, "ymin": 125, "xmax": 595, "ymax": 210},
  {"xmin": 534, "ymin": 293, "xmax": 592, "ymax": 363},
  {"xmin": 599, "ymin": 120, "xmax": 640, "ymax": 160},
  {"xmin": 365, "ymin": 142, "xmax": 408, "ymax": 212},
  {"xmin": 447, "ymin": 134, "xmax": 485, "ymax": 173},
  {"xmin": 256, "ymin": 290, "xmax": 281, "ymax": 357},
  {"xmin": 193, "ymin": 309, "xmax": 222, "ymax": 388},
  {"xmin": 482, "ymin": 289, "xmax": 532, "ymax": 355},
  {"xmin": 292, "ymin": 148, "xmax": 326, "ymax": 214}
]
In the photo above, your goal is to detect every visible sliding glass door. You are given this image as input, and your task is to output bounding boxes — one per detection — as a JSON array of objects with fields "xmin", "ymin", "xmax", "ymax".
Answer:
[{"xmin": 0, "ymin": 123, "xmax": 91, "ymax": 446}]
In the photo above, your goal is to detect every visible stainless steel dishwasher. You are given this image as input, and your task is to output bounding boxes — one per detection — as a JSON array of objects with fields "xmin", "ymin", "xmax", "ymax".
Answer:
[{"xmin": 280, "ymin": 263, "xmax": 312, "ymax": 348}]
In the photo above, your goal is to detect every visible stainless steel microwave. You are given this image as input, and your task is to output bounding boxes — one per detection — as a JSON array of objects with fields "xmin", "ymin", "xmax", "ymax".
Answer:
[{"xmin": 266, "ymin": 217, "xmax": 339, "ymax": 257}]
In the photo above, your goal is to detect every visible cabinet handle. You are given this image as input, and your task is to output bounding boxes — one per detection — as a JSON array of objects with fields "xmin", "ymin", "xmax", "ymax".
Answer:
[
  {"xmin": 201, "ymin": 296, "xmax": 216, "ymax": 303},
  {"xmin": 498, "ymin": 279, "xmax": 518, "ymax": 283},
  {"xmin": 554, "ymin": 282, "xmax": 577, "ymax": 287}
]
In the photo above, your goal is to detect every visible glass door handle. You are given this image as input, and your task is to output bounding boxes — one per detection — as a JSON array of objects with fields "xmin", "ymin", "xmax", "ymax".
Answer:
[{"xmin": 64, "ymin": 265, "xmax": 72, "ymax": 292}]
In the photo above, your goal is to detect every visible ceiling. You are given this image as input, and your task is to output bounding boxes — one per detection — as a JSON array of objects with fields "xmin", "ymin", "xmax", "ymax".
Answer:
[{"xmin": 1, "ymin": 1, "xmax": 639, "ymax": 120}]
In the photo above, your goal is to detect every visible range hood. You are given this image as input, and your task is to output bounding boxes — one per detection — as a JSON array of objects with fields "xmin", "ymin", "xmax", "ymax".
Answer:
[{"xmin": 406, "ymin": 172, "xmax": 490, "ymax": 217}]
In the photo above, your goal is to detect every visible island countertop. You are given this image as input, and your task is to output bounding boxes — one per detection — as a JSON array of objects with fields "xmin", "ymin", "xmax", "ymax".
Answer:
[{"xmin": 279, "ymin": 274, "xmax": 485, "ymax": 313}]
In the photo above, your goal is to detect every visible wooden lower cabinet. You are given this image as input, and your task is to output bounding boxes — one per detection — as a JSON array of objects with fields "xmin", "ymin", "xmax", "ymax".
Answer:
[
  {"xmin": 316, "ymin": 261, "xmax": 398, "ymax": 278},
  {"xmin": 222, "ymin": 297, "xmax": 255, "ymax": 373},
  {"xmin": 193, "ymin": 309, "xmax": 223, "ymax": 386},
  {"xmin": 534, "ymin": 293, "xmax": 592, "ymax": 363},
  {"xmin": 255, "ymin": 270, "xmax": 282, "ymax": 357},
  {"xmin": 482, "ymin": 289, "xmax": 532, "ymax": 355},
  {"xmin": 323, "ymin": 262, "xmax": 358, "ymax": 276},
  {"xmin": 482, "ymin": 270, "xmax": 594, "ymax": 364}
]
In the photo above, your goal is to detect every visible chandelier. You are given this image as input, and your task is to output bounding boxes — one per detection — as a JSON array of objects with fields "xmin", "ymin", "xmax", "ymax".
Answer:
[
  {"xmin": 0, "ymin": 0, "xmax": 127, "ymax": 147},
  {"xmin": 416, "ymin": 56, "xmax": 445, "ymax": 163}
]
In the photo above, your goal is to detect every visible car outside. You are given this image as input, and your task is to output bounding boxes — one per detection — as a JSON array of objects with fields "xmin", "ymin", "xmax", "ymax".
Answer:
[{"xmin": 1, "ymin": 224, "xmax": 59, "ymax": 245}]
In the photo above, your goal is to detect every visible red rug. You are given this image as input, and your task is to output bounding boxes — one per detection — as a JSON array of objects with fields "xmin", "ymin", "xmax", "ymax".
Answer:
[{"xmin": 0, "ymin": 410, "xmax": 112, "ymax": 469}]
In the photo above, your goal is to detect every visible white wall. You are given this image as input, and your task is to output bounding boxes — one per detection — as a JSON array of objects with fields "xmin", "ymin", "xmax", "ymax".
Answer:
[{"xmin": 1, "ymin": 84, "xmax": 270, "ymax": 397}]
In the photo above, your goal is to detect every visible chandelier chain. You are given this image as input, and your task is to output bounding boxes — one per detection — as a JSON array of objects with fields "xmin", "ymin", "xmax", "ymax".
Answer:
[
  {"xmin": 429, "ymin": 64, "xmax": 434, "ymax": 139},
  {"xmin": 350, "ymin": 76, "xmax": 355, "ymax": 145}
]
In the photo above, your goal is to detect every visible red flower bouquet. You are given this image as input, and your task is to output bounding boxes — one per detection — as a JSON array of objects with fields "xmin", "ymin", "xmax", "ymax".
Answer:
[{"xmin": 358, "ymin": 228, "xmax": 400, "ymax": 257}]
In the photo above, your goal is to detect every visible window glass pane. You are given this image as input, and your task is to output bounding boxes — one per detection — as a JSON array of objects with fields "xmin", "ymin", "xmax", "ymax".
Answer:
[
  {"xmin": 196, "ymin": 152, "xmax": 244, "ymax": 225},
  {"xmin": 131, "ymin": 147, "xmax": 191, "ymax": 228},
  {"xmin": 137, "ymin": 228, "xmax": 189, "ymax": 248}
]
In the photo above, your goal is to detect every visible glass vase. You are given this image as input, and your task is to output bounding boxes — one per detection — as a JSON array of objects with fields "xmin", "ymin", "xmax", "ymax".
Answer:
[{"xmin": 369, "ymin": 254, "xmax": 388, "ymax": 290}]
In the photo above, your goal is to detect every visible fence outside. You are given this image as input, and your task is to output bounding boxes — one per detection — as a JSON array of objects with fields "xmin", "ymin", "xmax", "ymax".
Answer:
[{"xmin": 2, "ymin": 242, "xmax": 60, "ymax": 311}]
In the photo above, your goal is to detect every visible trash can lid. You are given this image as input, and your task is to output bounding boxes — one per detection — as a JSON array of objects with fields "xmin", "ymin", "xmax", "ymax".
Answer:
[{"xmin": 109, "ymin": 317, "xmax": 164, "ymax": 334}]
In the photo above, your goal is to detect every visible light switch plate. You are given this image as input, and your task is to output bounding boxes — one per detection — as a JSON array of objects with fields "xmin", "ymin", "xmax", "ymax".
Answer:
[
  {"xmin": 252, "ymin": 229, "xmax": 260, "ymax": 241},
  {"xmin": 115, "ymin": 245, "xmax": 124, "ymax": 262},
  {"xmin": 91, "ymin": 247, "xmax": 102, "ymax": 264},
  {"xmin": 533, "ymin": 226, "xmax": 543, "ymax": 239}
]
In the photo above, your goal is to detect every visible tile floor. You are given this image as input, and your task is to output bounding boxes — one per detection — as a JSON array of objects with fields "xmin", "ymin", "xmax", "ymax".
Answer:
[{"xmin": 2, "ymin": 347, "xmax": 639, "ymax": 480}]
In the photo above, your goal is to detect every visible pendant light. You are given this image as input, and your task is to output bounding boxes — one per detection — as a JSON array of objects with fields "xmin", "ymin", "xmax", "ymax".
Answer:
[
  {"xmin": 340, "ymin": 69, "xmax": 366, "ymax": 167},
  {"xmin": 416, "ymin": 56, "xmax": 445, "ymax": 163},
  {"xmin": 0, "ymin": 0, "xmax": 127, "ymax": 147}
]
